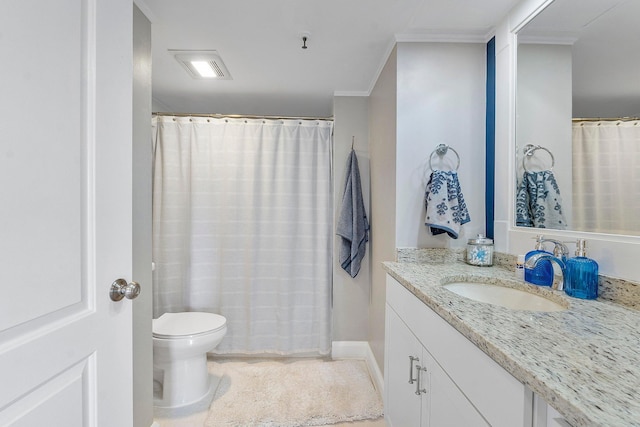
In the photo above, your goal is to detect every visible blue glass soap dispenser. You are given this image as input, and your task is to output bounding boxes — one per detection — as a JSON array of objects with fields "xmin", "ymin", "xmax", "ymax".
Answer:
[
  {"xmin": 564, "ymin": 239, "xmax": 599, "ymax": 299},
  {"xmin": 524, "ymin": 235, "xmax": 554, "ymax": 287}
]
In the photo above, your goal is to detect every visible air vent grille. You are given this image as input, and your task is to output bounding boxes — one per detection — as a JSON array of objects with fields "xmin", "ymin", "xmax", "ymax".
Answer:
[
  {"xmin": 172, "ymin": 51, "xmax": 232, "ymax": 80},
  {"xmin": 210, "ymin": 61, "xmax": 224, "ymax": 77}
]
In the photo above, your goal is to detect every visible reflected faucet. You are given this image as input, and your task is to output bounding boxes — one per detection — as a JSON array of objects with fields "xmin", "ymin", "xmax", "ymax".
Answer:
[{"xmin": 524, "ymin": 253, "xmax": 567, "ymax": 291}]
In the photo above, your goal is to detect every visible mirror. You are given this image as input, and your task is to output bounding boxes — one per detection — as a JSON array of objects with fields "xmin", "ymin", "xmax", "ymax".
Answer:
[{"xmin": 515, "ymin": 0, "xmax": 640, "ymax": 236}]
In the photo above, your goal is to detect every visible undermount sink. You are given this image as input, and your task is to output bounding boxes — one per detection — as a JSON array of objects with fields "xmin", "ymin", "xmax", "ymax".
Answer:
[{"xmin": 442, "ymin": 282, "xmax": 566, "ymax": 312}]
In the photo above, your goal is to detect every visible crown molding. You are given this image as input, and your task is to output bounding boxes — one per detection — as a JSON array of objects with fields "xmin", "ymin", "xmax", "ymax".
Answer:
[
  {"xmin": 394, "ymin": 30, "xmax": 490, "ymax": 43},
  {"xmin": 333, "ymin": 91, "xmax": 369, "ymax": 97}
]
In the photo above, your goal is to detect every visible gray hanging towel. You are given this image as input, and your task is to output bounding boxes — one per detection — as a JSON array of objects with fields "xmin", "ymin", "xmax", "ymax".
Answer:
[{"xmin": 337, "ymin": 149, "xmax": 370, "ymax": 278}]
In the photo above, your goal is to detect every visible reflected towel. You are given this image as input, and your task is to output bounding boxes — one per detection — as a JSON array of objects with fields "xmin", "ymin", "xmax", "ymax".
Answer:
[
  {"xmin": 337, "ymin": 150, "xmax": 369, "ymax": 278},
  {"xmin": 424, "ymin": 170, "xmax": 471, "ymax": 239},
  {"xmin": 516, "ymin": 170, "xmax": 567, "ymax": 229}
]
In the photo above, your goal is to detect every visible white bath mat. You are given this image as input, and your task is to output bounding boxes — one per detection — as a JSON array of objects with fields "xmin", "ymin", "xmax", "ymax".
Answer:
[{"xmin": 204, "ymin": 358, "xmax": 383, "ymax": 427}]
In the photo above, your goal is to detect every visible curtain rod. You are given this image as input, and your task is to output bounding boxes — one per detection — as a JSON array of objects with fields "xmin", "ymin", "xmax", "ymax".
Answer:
[
  {"xmin": 573, "ymin": 117, "xmax": 640, "ymax": 122},
  {"xmin": 153, "ymin": 112, "xmax": 334, "ymax": 121}
]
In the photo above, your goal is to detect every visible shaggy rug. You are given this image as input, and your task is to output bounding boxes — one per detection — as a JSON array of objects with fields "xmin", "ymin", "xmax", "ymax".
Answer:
[{"xmin": 204, "ymin": 358, "xmax": 383, "ymax": 427}]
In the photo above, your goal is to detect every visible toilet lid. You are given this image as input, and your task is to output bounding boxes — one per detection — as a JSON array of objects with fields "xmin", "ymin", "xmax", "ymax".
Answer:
[{"xmin": 153, "ymin": 312, "xmax": 227, "ymax": 338}]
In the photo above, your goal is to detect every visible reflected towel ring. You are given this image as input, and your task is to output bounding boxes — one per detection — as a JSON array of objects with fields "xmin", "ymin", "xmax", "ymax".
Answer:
[
  {"xmin": 523, "ymin": 144, "xmax": 555, "ymax": 172},
  {"xmin": 429, "ymin": 144, "xmax": 460, "ymax": 171}
]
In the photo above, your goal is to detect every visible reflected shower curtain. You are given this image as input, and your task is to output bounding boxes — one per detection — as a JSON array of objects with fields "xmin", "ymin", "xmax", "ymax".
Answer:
[
  {"xmin": 572, "ymin": 120, "xmax": 640, "ymax": 235},
  {"xmin": 152, "ymin": 116, "xmax": 333, "ymax": 355}
]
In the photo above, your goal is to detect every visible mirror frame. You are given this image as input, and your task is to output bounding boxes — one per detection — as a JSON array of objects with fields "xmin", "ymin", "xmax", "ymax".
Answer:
[{"xmin": 493, "ymin": 0, "xmax": 640, "ymax": 282}]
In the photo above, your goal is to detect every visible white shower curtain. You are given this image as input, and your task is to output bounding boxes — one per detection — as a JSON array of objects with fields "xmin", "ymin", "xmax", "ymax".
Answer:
[
  {"xmin": 572, "ymin": 120, "xmax": 640, "ymax": 235},
  {"xmin": 152, "ymin": 116, "xmax": 333, "ymax": 355}
]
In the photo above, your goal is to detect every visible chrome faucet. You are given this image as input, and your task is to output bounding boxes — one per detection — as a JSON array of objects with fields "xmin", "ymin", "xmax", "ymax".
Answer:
[
  {"xmin": 524, "ymin": 253, "xmax": 567, "ymax": 291},
  {"xmin": 540, "ymin": 238, "xmax": 570, "ymax": 261}
]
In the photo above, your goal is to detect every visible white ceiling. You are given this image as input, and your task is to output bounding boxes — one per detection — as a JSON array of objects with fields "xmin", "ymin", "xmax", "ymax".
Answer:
[{"xmin": 139, "ymin": 0, "xmax": 520, "ymax": 117}]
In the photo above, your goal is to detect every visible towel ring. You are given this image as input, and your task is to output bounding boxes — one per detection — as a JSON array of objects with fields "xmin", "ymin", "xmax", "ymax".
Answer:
[
  {"xmin": 522, "ymin": 144, "xmax": 554, "ymax": 172},
  {"xmin": 429, "ymin": 144, "xmax": 460, "ymax": 171}
]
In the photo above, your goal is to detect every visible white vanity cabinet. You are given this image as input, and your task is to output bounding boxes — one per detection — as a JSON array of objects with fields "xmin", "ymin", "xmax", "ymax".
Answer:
[
  {"xmin": 386, "ymin": 306, "xmax": 489, "ymax": 426},
  {"xmin": 385, "ymin": 274, "xmax": 532, "ymax": 427}
]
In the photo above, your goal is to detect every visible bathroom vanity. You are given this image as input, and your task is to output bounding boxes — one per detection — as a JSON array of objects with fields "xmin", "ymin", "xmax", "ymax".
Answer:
[
  {"xmin": 385, "ymin": 275, "xmax": 530, "ymax": 427},
  {"xmin": 383, "ymin": 253, "xmax": 640, "ymax": 427}
]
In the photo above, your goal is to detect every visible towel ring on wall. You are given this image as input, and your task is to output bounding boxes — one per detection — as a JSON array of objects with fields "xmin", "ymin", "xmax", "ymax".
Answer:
[
  {"xmin": 522, "ymin": 144, "xmax": 555, "ymax": 172},
  {"xmin": 429, "ymin": 143, "xmax": 460, "ymax": 171}
]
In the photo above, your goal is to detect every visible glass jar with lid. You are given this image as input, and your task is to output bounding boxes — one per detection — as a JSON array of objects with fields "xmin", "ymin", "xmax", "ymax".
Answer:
[{"xmin": 466, "ymin": 234, "xmax": 494, "ymax": 266}]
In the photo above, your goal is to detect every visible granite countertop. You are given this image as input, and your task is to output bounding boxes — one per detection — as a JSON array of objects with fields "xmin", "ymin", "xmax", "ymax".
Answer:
[{"xmin": 383, "ymin": 259, "xmax": 640, "ymax": 427}]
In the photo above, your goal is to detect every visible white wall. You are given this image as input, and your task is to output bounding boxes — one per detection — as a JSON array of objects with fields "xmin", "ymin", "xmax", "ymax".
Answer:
[
  {"xmin": 332, "ymin": 96, "xmax": 371, "ymax": 342},
  {"xmin": 517, "ymin": 43, "xmax": 573, "ymax": 226},
  {"xmin": 396, "ymin": 42, "xmax": 487, "ymax": 248},
  {"xmin": 369, "ymin": 46, "xmax": 398, "ymax": 372},
  {"xmin": 366, "ymin": 41, "xmax": 488, "ymax": 373}
]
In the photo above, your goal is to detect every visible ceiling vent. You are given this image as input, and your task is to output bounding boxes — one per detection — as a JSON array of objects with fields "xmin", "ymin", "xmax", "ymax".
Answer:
[{"xmin": 172, "ymin": 50, "xmax": 232, "ymax": 80}]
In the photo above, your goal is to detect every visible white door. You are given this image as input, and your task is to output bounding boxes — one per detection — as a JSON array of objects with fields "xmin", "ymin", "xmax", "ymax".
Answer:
[{"xmin": 0, "ymin": 1, "xmax": 135, "ymax": 426}]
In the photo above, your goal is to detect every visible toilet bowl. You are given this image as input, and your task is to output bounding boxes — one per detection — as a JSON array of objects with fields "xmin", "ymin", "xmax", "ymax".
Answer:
[{"xmin": 153, "ymin": 312, "xmax": 227, "ymax": 408}]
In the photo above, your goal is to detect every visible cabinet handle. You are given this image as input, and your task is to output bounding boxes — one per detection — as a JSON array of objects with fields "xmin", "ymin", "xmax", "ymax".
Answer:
[
  {"xmin": 415, "ymin": 365, "xmax": 427, "ymax": 395},
  {"xmin": 408, "ymin": 356, "xmax": 419, "ymax": 384}
]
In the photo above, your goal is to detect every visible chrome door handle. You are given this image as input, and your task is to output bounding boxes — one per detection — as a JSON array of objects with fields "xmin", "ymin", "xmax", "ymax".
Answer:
[
  {"xmin": 110, "ymin": 279, "xmax": 141, "ymax": 301},
  {"xmin": 408, "ymin": 356, "xmax": 419, "ymax": 384},
  {"xmin": 415, "ymin": 365, "xmax": 427, "ymax": 395}
]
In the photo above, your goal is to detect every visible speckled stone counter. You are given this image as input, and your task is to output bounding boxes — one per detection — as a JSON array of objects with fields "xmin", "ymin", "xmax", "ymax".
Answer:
[{"xmin": 383, "ymin": 256, "xmax": 640, "ymax": 427}]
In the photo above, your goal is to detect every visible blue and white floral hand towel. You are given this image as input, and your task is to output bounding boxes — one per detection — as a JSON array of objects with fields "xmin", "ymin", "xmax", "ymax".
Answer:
[
  {"xmin": 424, "ymin": 170, "xmax": 470, "ymax": 239},
  {"xmin": 516, "ymin": 170, "xmax": 567, "ymax": 229}
]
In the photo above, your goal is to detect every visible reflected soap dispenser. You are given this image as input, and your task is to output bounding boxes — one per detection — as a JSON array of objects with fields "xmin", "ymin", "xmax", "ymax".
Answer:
[
  {"xmin": 564, "ymin": 239, "xmax": 599, "ymax": 299},
  {"xmin": 524, "ymin": 235, "xmax": 554, "ymax": 287}
]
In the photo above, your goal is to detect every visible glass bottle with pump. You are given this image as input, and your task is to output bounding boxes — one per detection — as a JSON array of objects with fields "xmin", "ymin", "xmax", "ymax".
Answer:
[{"xmin": 564, "ymin": 239, "xmax": 598, "ymax": 299}]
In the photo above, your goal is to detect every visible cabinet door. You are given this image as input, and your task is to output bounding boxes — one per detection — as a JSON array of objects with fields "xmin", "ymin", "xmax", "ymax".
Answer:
[
  {"xmin": 427, "ymin": 352, "xmax": 490, "ymax": 427},
  {"xmin": 385, "ymin": 305, "xmax": 426, "ymax": 427}
]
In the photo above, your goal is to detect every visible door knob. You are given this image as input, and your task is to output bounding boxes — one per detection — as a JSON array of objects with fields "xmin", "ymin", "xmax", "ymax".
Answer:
[{"xmin": 110, "ymin": 278, "xmax": 141, "ymax": 301}]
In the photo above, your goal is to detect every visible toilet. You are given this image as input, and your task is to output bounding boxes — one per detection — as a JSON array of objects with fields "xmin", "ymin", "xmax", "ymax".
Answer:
[{"xmin": 152, "ymin": 312, "xmax": 227, "ymax": 408}]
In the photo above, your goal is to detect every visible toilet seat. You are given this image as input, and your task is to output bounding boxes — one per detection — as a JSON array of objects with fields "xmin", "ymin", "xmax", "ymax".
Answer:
[{"xmin": 153, "ymin": 312, "xmax": 227, "ymax": 339}]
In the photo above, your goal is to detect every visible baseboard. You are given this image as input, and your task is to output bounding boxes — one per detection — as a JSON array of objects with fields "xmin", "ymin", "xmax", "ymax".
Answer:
[{"xmin": 332, "ymin": 341, "xmax": 384, "ymax": 395}]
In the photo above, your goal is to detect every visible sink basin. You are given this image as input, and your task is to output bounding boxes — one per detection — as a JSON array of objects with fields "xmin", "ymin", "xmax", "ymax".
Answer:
[{"xmin": 442, "ymin": 282, "xmax": 566, "ymax": 312}]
